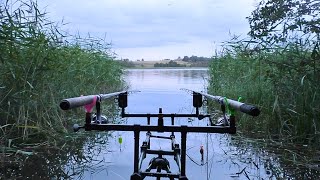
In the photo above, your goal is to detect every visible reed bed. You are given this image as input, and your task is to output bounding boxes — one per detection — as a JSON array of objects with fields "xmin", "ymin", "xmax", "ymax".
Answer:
[
  {"xmin": 0, "ymin": 0, "xmax": 123, "ymax": 144},
  {"xmin": 209, "ymin": 38, "xmax": 320, "ymax": 148}
]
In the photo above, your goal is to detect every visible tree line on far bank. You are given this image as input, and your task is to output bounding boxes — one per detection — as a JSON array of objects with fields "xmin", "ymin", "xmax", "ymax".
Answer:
[
  {"xmin": 154, "ymin": 60, "xmax": 186, "ymax": 67},
  {"xmin": 118, "ymin": 55, "xmax": 212, "ymax": 68}
]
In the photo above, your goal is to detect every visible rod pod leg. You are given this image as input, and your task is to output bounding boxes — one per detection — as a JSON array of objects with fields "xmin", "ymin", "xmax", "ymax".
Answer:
[
  {"xmin": 130, "ymin": 173, "xmax": 142, "ymax": 180},
  {"xmin": 179, "ymin": 176, "xmax": 188, "ymax": 180}
]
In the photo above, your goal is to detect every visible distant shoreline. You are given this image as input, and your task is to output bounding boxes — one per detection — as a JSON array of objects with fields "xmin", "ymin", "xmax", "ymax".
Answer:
[{"xmin": 124, "ymin": 60, "xmax": 209, "ymax": 69}]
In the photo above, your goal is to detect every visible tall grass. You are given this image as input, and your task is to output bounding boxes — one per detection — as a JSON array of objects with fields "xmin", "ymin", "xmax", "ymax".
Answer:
[
  {"xmin": 209, "ymin": 37, "xmax": 320, "ymax": 147},
  {"xmin": 0, "ymin": 0, "xmax": 123, "ymax": 143}
]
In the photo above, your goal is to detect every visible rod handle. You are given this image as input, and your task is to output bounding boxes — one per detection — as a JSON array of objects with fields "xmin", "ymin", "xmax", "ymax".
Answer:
[
  {"xmin": 239, "ymin": 104, "xmax": 260, "ymax": 116},
  {"xmin": 60, "ymin": 95, "xmax": 97, "ymax": 110}
]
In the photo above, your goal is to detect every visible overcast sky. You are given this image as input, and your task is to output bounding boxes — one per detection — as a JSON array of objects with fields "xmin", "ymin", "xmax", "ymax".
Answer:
[{"xmin": 38, "ymin": 0, "xmax": 257, "ymax": 60}]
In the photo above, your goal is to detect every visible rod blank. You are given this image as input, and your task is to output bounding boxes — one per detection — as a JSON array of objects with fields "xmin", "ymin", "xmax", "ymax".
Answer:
[
  {"xmin": 60, "ymin": 91, "xmax": 127, "ymax": 110},
  {"xmin": 191, "ymin": 90, "xmax": 260, "ymax": 116}
]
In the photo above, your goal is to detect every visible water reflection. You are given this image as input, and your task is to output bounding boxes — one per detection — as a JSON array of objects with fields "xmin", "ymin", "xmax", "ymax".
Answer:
[
  {"xmin": 0, "ymin": 132, "xmax": 112, "ymax": 179},
  {"xmin": 124, "ymin": 68, "xmax": 208, "ymax": 93},
  {"xmin": 228, "ymin": 136, "xmax": 320, "ymax": 179}
]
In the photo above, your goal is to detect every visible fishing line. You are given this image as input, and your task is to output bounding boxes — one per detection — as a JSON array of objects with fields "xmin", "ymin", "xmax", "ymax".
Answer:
[
  {"xmin": 185, "ymin": 133, "xmax": 215, "ymax": 168},
  {"xmin": 208, "ymin": 155, "xmax": 214, "ymax": 179},
  {"xmin": 184, "ymin": 88, "xmax": 215, "ymax": 178},
  {"xmin": 206, "ymin": 127, "xmax": 217, "ymax": 179},
  {"xmin": 206, "ymin": 131, "xmax": 209, "ymax": 180},
  {"xmin": 109, "ymin": 169, "xmax": 127, "ymax": 180},
  {"xmin": 186, "ymin": 153, "xmax": 208, "ymax": 166},
  {"xmin": 186, "ymin": 150, "xmax": 215, "ymax": 167},
  {"xmin": 187, "ymin": 145, "xmax": 196, "ymax": 150},
  {"xmin": 206, "ymin": 117, "xmax": 210, "ymax": 180}
]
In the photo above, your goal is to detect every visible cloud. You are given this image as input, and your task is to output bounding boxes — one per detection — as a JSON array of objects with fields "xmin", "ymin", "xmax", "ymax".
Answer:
[{"xmin": 38, "ymin": 0, "xmax": 256, "ymax": 60}]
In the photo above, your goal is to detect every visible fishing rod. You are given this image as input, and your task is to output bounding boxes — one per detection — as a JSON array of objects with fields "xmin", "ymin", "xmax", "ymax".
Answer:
[
  {"xmin": 60, "ymin": 90, "xmax": 127, "ymax": 110},
  {"xmin": 181, "ymin": 88, "xmax": 260, "ymax": 117},
  {"xmin": 60, "ymin": 89, "xmax": 260, "ymax": 180}
]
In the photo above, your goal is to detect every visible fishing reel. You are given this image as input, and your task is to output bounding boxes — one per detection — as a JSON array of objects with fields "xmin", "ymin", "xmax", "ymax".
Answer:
[{"xmin": 73, "ymin": 114, "xmax": 109, "ymax": 132}]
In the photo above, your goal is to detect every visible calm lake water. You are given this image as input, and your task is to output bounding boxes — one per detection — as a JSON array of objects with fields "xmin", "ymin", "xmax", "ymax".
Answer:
[
  {"xmin": 4, "ymin": 68, "xmax": 318, "ymax": 179},
  {"xmin": 77, "ymin": 68, "xmax": 315, "ymax": 180}
]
